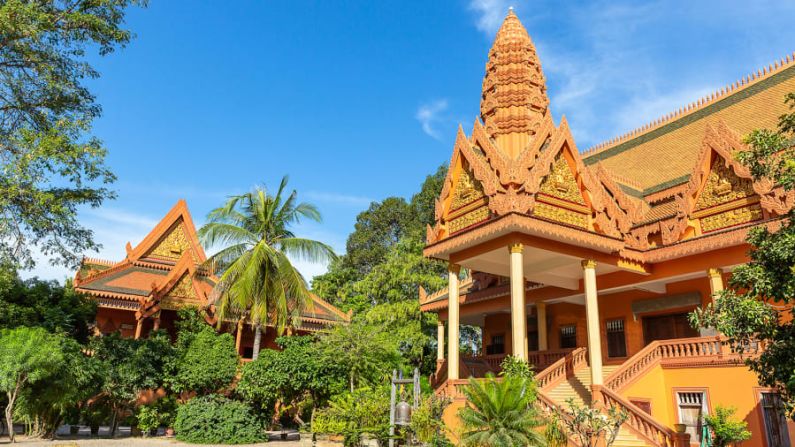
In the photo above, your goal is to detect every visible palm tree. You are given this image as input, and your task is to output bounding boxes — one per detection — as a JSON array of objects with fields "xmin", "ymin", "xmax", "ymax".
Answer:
[
  {"xmin": 458, "ymin": 375, "xmax": 546, "ymax": 447},
  {"xmin": 199, "ymin": 177, "xmax": 336, "ymax": 359}
]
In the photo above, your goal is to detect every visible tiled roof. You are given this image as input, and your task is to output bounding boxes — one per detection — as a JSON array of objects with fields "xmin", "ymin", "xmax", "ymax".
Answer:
[{"xmin": 583, "ymin": 59, "xmax": 795, "ymax": 193}]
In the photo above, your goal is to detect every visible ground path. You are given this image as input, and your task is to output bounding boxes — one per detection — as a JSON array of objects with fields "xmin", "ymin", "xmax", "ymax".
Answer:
[{"xmin": 0, "ymin": 438, "xmax": 311, "ymax": 447}]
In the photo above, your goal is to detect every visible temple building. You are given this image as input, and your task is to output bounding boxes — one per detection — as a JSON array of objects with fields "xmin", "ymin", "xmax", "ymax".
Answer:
[
  {"xmin": 421, "ymin": 10, "xmax": 795, "ymax": 447},
  {"xmin": 74, "ymin": 200, "xmax": 349, "ymax": 358}
]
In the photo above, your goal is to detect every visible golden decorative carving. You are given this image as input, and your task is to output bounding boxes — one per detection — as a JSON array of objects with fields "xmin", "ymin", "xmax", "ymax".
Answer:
[
  {"xmin": 694, "ymin": 160, "xmax": 754, "ymax": 211},
  {"xmin": 448, "ymin": 205, "xmax": 490, "ymax": 233},
  {"xmin": 581, "ymin": 260, "xmax": 597, "ymax": 269},
  {"xmin": 508, "ymin": 243, "xmax": 523, "ymax": 254},
  {"xmin": 450, "ymin": 166, "xmax": 486, "ymax": 211},
  {"xmin": 533, "ymin": 202, "xmax": 588, "ymax": 229},
  {"xmin": 149, "ymin": 224, "xmax": 191, "ymax": 260},
  {"xmin": 170, "ymin": 273, "xmax": 197, "ymax": 299},
  {"xmin": 700, "ymin": 204, "xmax": 762, "ymax": 232}
]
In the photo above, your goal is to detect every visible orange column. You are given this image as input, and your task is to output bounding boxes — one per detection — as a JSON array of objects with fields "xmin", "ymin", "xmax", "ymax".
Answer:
[{"xmin": 235, "ymin": 319, "xmax": 244, "ymax": 354}]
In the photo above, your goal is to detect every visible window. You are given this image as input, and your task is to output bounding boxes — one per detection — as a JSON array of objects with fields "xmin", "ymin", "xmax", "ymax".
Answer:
[
  {"xmin": 642, "ymin": 313, "xmax": 699, "ymax": 344},
  {"xmin": 527, "ymin": 330, "xmax": 539, "ymax": 352},
  {"xmin": 486, "ymin": 334, "xmax": 505, "ymax": 355},
  {"xmin": 677, "ymin": 392, "xmax": 707, "ymax": 442},
  {"xmin": 606, "ymin": 319, "xmax": 627, "ymax": 358},
  {"xmin": 560, "ymin": 325, "xmax": 576, "ymax": 349},
  {"xmin": 761, "ymin": 392, "xmax": 791, "ymax": 447}
]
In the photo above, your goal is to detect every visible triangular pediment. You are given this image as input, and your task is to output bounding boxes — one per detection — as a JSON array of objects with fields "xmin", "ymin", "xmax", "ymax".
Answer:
[
  {"xmin": 127, "ymin": 200, "xmax": 206, "ymax": 264},
  {"xmin": 693, "ymin": 157, "xmax": 755, "ymax": 211},
  {"xmin": 538, "ymin": 154, "xmax": 587, "ymax": 206}
]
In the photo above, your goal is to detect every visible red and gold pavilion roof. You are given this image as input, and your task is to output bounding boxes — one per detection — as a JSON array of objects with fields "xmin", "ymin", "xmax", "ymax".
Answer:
[{"xmin": 75, "ymin": 200, "xmax": 349, "ymax": 330}]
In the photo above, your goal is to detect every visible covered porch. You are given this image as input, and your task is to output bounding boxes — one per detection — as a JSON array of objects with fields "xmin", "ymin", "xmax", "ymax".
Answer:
[{"xmin": 424, "ymin": 231, "xmax": 736, "ymax": 392}]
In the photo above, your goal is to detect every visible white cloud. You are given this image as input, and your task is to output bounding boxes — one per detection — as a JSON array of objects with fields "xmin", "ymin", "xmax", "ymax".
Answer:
[
  {"xmin": 415, "ymin": 99, "xmax": 449, "ymax": 140},
  {"xmin": 468, "ymin": 0, "xmax": 513, "ymax": 35}
]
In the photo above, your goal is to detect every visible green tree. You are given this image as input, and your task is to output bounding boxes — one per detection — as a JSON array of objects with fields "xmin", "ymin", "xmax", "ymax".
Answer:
[
  {"xmin": 0, "ymin": 326, "xmax": 64, "ymax": 443},
  {"xmin": 14, "ymin": 336, "xmax": 102, "ymax": 438},
  {"xmin": 199, "ymin": 177, "xmax": 336, "ymax": 360},
  {"xmin": 236, "ymin": 336, "xmax": 346, "ymax": 423},
  {"xmin": 89, "ymin": 331, "xmax": 174, "ymax": 431},
  {"xmin": 0, "ymin": 0, "xmax": 145, "ymax": 269},
  {"xmin": 311, "ymin": 164, "xmax": 448, "ymax": 312},
  {"xmin": 704, "ymin": 406, "xmax": 751, "ymax": 447},
  {"xmin": 691, "ymin": 92, "xmax": 795, "ymax": 416},
  {"xmin": 362, "ymin": 300, "xmax": 438, "ymax": 372},
  {"xmin": 316, "ymin": 317, "xmax": 401, "ymax": 392},
  {"xmin": 0, "ymin": 266, "xmax": 96, "ymax": 343},
  {"xmin": 458, "ymin": 374, "xmax": 546, "ymax": 447},
  {"xmin": 168, "ymin": 326, "xmax": 238, "ymax": 396}
]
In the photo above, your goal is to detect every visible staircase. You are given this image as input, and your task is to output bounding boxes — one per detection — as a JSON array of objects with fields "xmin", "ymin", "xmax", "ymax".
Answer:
[{"xmin": 544, "ymin": 365, "xmax": 650, "ymax": 447}]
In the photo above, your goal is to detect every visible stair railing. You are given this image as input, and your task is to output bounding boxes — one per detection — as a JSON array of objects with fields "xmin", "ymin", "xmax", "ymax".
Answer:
[
  {"xmin": 599, "ymin": 386, "xmax": 676, "ymax": 447},
  {"xmin": 536, "ymin": 346, "xmax": 587, "ymax": 390}
]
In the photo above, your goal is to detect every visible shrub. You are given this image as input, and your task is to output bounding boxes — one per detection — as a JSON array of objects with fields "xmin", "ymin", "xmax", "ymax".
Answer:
[
  {"xmin": 704, "ymin": 405, "xmax": 751, "ymax": 447},
  {"xmin": 410, "ymin": 394, "xmax": 452, "ymax": 446},
  {"xmin": 312, "ymin": 387, "xmax": 390, "ymax": 447},
  {"xmin": 174, "ymin": 395, "xmax": 265, "ymax": 444},
  {"xmin": 136, "ymin": 397, "xmax": 177, "ymax": 435},
  {"xmin": 499, "ymin": 355, "xmax": 534, "ymax": 380},
  {"xmin": 169, "ymin": 327, "xmax": 238, "ymax": 395}
]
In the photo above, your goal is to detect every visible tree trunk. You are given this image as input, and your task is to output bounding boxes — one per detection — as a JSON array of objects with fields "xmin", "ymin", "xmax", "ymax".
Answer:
[
  {"xmin": 6, "ymin": 385, "xmax": 20, "ymax": 443},
  {"xmin": 252, "ymin": 325, "xmax": 262, "ymax": 360}
]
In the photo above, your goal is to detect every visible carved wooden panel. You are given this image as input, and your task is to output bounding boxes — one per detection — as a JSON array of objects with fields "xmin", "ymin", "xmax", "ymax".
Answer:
[
  {"xmin": 700, "ymin": 204, "xmax": 763, "ymax": 232},
  {"xmin": 448, "ymin": 206, "xmax": 490, "ymax": 234},
  {"xmin": 534, "ymin": 202, "xmax": 589, "ymax": 229}
]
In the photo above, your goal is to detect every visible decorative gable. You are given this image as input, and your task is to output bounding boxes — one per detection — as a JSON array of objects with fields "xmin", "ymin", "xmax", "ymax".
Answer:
[
  {"xmin": 694, "ymin": 159, "xmax": 755, "ymax": 211},
  {"xmin": 145, "ymin": 221, "xmax": 194, "ymax": 261},
  {"xmin": 160, "ymin": 272, "xmax": 200, "ymax": 309},
  {"xmin": 538, "ymin": 155, "xmax": 587, "ymax": 206},
  {"xmin": 533, "ymin": 152, "xmax": 591, "ymax": 229},
  {"xmin": 446, "ymin": 160, "xmax": 491, "ymax": 234}
]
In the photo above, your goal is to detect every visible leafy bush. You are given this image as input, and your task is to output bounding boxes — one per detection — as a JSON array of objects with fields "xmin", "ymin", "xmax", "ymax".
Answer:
[
  {"xmin": 237, "ymin": 336, "xmax": 346, "ymax": 424},
  {"xmin": 136, "ymin": 396, "xmax": 176, "ymax": 435},
  {"xmin": 410, "ymin": 394, "xmax": 452, "ymax": 446},
  {"xmin": 499, "ymin": 355, "xmax": 534, "ymax": 379},
  {"xmin": 169, "ymin": 326, "xmax": 238, "ymax": 395},
  {"xmin": 312, "ymin": 386, "xmax": 390, "ymax": 447},
  {"xmin": 174, "ymin": 394, "xmax": 265, "ymax": 444},
  {"xmin": 556, "ymin": 399, "xmax": 628, "ymax": 447},
  {"xmin": 704, "ymin": 405, "xmax": 751, "ymax": 447}
]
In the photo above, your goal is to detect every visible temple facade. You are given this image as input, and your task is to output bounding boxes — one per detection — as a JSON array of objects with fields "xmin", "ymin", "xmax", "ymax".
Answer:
[
  {"xmin": 421, "ymin": 10, "xmax": 795, "ymax": 447},
  {"xmin": 74, "ymin": 200, "xmax": 349, "ymax": 358}
]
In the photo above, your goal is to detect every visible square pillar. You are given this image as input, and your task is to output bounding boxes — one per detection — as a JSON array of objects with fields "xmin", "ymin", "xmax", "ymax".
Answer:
[
  {"xmin": 447, "ymin": 263, "xmax": 460, "ymax": 381},
  {"xmin": 582, "ymin": 260, "xmax": 603, "ymax": 387},
  {"xmin": 437, "ymin": 320, "xmax": 445, "ymax": 361},
  {"xmin": 235, "ymin": 319, "xmax": 244, "ymax": 354},
  {"xmin": 509, "ymin": 243, "xmax": 527, "ymax": 361},
  {"xmin": 134, "ymin": 317, "xmax": 144, "ymax": 339},
  {"xmin": 537, "ymin": 302, "xmax": 548, "ymax": 351},
  {"xmin": 707, "ymin": 268, "xmax": 724, "ymax": 302}
]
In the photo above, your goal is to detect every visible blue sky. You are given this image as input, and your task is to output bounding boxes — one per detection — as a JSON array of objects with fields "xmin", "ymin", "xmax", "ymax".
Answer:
[{"xmin": 27, "ymin": 0, "xmax": 795, "ymax": 282}]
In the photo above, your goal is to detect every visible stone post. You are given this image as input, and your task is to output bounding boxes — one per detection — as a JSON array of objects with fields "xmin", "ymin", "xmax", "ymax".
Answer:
[{"xmin": 582, "ymin": 260, "xmax": 604, "ymax": 394}]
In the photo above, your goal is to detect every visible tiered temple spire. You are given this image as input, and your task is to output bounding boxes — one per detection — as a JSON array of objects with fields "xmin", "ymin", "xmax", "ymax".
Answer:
[{"xmin": 480, "ymin": 9, "xmax": 550, "ymax": 158}]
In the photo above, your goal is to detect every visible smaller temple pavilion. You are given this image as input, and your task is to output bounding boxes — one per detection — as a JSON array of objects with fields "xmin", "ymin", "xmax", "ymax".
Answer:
[
  {"xmin": 74, "ymin": 200, "xmax": 349, "ymax": 358},
  {"xmin": 422, "ymin": 10, "xmax": 795, "ymax": 447}
]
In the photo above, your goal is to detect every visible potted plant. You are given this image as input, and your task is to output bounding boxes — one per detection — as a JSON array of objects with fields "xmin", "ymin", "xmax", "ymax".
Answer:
[{"xmin": 704, "ymin": 406, "xmax": 751, "ymax": 447}]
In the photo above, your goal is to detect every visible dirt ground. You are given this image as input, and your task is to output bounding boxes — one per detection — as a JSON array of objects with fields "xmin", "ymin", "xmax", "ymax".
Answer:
[{"xmin": 0, "ymin": 437, "xmax": 312, "ymax": 447}]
